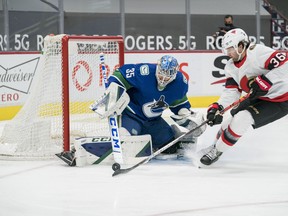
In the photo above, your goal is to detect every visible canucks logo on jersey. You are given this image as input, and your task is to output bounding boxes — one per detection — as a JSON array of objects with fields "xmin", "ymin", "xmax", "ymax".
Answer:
[{"xmin": 142, "ymin": 95, "xmax": 168, "ymax": 118}]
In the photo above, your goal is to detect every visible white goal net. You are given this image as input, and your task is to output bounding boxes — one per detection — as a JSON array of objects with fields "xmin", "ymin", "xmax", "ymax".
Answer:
[{"xmin": 0, "ymin": 34, "xmax": 124, "ymax": 159}]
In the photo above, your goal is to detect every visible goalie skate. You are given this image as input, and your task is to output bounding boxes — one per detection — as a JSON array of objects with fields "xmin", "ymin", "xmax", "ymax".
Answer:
[{"xmin": 55, "ymin": 150, "xmax": 76, "ymax": 166}]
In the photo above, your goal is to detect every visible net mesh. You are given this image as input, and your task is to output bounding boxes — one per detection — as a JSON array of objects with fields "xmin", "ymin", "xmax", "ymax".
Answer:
[{"xmin": 0, "ymin": 35, "xmax": 123, "ymax": 159}]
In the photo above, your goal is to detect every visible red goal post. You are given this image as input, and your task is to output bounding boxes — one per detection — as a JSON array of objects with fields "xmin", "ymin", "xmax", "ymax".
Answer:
[
  {"xmin": 0, "ymin": 35, "xmax": 124, "ymax": 159},
  {"xmin": 61, "ymin": 35, "xmax": 124, "ymax": 152}
]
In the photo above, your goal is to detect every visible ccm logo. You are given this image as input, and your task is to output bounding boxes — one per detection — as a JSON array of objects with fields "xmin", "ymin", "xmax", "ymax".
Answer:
[{"xmin": 109, "ymin": 117, "xmax": 121, "ymax": 152}]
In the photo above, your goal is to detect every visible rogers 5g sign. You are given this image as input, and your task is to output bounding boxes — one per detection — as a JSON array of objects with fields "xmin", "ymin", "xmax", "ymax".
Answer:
[
  {"xmin": 125, "ymin": 35, "xmax": 196, "ymax": 50},
  {"xmin": 124, "ymin": 34, "xmax": 272, "ymax": 50}
]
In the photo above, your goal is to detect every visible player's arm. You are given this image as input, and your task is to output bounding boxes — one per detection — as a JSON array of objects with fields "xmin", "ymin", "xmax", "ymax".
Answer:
[
  {"xmin": 246, "ymin": 46, "xmax": 287, "ymax": 101},
  {"xmin": 262, "ymin": 48, "xmax": 288, "ymax": 71},
  {"xmin": 246, "ymin": 48, "xmax": 288, "ymax": 101},
  {"xmin": 218, "ymin": 77, "xmax": 242, "ymax": 107},
  {"xmin": 208, "ymin": 77, "xmax": 241, "ymax": 125}
]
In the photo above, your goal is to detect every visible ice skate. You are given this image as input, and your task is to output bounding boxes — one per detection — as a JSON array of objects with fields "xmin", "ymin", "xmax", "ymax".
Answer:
[
  {"xmin": 56, "ymin": 149, "xmax": 76, "ymax": 166},
  {"xmin": 200, "ymin": 145, "xmax": 223, "ymax": 166}
]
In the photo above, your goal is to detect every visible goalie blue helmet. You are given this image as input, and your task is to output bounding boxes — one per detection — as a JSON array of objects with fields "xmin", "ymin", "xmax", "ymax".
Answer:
[{"xmin": 156, "ymin": 55, "xmax": 179, "ymax": 91}]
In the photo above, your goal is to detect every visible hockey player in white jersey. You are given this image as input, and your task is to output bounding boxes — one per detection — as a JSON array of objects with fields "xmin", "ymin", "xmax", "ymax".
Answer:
[
  {"xmin": 200, "ymin": 28, "xmax": 288, "ymax": 166},
  {"xmin": 57, "ymin": 55, "xmax": 206, "ymax": 166}
]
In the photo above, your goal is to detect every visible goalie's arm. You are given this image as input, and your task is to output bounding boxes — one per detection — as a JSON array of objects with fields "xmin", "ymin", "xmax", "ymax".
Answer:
[
  {"xmin": 108, "ymin": 69, "xmax": 133, "ymax": 90},
  {"xmin": 169, "ymin": 96, "xmax": 191, "ymax": 113}
]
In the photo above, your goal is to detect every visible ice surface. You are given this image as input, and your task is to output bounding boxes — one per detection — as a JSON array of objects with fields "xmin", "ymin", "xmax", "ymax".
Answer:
[{"xmin": 0, "ymin": 110, "xmax": 288, "ymax": 216}]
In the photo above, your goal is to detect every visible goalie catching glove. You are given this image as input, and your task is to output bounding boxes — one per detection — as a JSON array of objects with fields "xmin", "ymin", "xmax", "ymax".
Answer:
[
  {"xmin": 90, "ymin": 82, "xmax": 130, "ymax": 119},
  {"xmin": 171, "ymin": 108, "xmax": 206, "ymax": 137}
]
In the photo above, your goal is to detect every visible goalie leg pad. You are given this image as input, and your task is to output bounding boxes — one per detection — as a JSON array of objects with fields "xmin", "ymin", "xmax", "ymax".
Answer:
[
  {"xmin": 121, "ymin": 134, "xmax": 152, "ymax": 164},
  {"xmin": 74, "ymin": 136, "xmax": 114, "ymax": 166},
  {"xmin": 73, "ymin": 134, "xmax": 152, "ymax": 166}
]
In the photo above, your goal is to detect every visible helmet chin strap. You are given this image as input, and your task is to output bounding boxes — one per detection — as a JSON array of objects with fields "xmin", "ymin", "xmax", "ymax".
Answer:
[{"xmin": 235, "ymin": 45, "xmax": 247, "ymax": 61}]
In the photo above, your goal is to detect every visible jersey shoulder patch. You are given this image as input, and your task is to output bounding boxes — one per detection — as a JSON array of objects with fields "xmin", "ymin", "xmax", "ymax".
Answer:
[{"xmin": 139, "ymin": 64, "xmax": 150, "ymax": 76}]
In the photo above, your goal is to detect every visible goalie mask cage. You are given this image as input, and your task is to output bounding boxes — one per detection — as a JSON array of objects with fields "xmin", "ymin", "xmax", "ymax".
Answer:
[{"xmin": 0, "ymin": 35, "xmax": 124, "ymax": 159}]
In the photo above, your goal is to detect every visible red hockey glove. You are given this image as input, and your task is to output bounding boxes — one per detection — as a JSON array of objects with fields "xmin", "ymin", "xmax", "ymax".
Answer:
[
  {"xmin": 207, "ymin": 103, "xmax": 224, "ymax": 126},
  {"xmin": 248, "ymin": 75, "xmax": 273, "ymax": 100}
]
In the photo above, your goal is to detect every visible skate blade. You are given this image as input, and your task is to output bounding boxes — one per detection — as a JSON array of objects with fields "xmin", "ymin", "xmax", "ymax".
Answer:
[{"xmin": 55, "ymin": 153, "xmax": 76, "ymax": 166}]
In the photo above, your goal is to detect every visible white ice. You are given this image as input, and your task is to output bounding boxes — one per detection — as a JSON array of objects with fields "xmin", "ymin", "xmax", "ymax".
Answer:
[{"xmin": 0, "ymin": 109, "xmax": 288, "ymax": 216}]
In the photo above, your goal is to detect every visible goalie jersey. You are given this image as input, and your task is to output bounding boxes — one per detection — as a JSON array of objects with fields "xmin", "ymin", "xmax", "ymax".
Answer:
[{"xmin": 108, "ymin": 63, "xmax": 191, "ymax": 121}]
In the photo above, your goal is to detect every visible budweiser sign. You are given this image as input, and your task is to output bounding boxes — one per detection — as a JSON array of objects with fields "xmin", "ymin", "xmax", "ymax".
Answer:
[{"xmin": 0, "ymin": 57, "xmax": 40, "ymax": 94}]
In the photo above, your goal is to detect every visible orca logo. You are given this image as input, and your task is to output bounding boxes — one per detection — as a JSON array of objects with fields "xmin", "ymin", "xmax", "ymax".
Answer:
[{"xmin": 142, "ymin": 95, "xmax": 169, "ymax": 118}]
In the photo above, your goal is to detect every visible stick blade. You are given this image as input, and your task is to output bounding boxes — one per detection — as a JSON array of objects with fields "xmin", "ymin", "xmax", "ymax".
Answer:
[
  {"xmin": 112, "ymin": 168, "xmax": 130, "ymax": 177},
  {"xmin": 111, "ymin": 158, "xmax": 148, "ymax": 177}
]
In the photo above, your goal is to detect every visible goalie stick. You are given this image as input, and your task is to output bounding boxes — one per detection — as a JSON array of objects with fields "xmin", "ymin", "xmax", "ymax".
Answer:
[
  {"xmin": 112, "ymin": 93, "xmax": 251, "ymax": 177},
  {"xmin": 100, "ymin": 53, "xmax": 124, "ymax": 164}
]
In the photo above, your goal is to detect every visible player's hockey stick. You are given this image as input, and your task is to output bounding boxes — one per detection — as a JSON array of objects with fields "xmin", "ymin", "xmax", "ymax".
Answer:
[
  {"xmin": 112, "ymin": 93, "xmax": 251, "ymax": 177},
  {"xmin": 100, "ymin": 53, "xmax": 124, "ymax": 164}
]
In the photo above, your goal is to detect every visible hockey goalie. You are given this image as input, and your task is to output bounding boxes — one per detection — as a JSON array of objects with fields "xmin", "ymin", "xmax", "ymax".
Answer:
[{"xmin": 56, "ymin": 55, "xmax": 206, "ymax": 166}]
